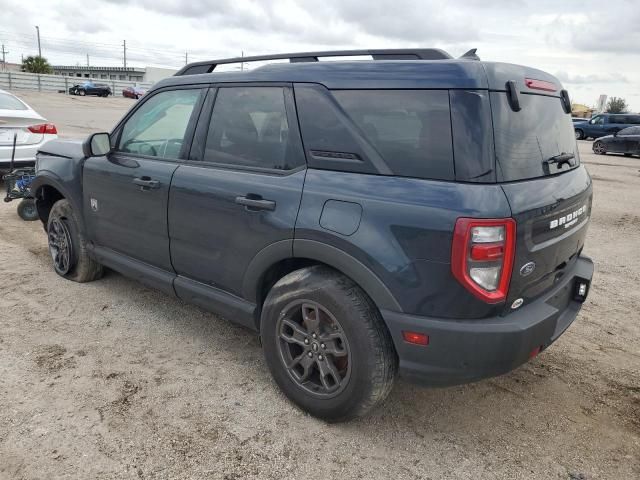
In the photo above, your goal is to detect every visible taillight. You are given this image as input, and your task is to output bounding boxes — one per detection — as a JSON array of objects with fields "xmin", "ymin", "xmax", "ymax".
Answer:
[
  {"xmin": 451, "ymin": 218, "xmax": 516, "ymax": 303},
  {"xmin": 28, "ymin": 123, "xmax": 57, "ymax": 135}
]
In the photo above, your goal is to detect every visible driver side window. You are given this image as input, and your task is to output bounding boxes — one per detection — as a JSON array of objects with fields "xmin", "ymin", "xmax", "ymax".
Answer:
[
  {"xmin": 590, "ymin": 116, "xmax": 604, "ymax": 125},
  {"xmin": 118, "ymin": 88, "xmax": 202, "ymax": 159}
]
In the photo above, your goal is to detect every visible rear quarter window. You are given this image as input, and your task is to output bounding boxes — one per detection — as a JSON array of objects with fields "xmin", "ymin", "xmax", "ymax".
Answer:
[
  {"xmin": 294, "ymin": 84, "xmax": 454, "ymax": 180},
  {"xmin": 333, "ymin": 90, "xmax": 454, "ymax": 180}
]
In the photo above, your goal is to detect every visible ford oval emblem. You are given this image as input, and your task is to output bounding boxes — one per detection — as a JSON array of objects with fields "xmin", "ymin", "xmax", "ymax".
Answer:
[{"xmin": 520, "ymin": 262, "xmax": 536, "ymax": 277}]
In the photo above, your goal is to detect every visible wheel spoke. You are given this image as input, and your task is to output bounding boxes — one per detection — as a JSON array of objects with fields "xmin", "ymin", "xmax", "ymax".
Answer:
[
  {"xmin": 319, "ymin": 332, "xmax": 348, "ymax": 357},
  {"xmin": 279, "ymin": 318, "xmax": 309, "ymax": 347},
  {"xmin": 291, "ymin": 354, "xmax": 314, "ymax": 382},
  {"xmin": 317, "ymin": 356, "xmax": 341, "ymax": 392},
  {"xmin": 301, "ymin": 304, "xmax": 320, "ymax": 332}
]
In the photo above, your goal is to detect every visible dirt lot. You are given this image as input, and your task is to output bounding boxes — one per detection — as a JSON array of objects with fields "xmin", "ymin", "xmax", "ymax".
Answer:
[{"xmin": 0, "ymin": 91, "xmax": 638, "ymax": 479}]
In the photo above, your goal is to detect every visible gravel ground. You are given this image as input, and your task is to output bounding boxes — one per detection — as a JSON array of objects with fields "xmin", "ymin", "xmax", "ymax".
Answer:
[{"xmin": 0, "ymin": 91, "xmax": 638, "ymax": 479}]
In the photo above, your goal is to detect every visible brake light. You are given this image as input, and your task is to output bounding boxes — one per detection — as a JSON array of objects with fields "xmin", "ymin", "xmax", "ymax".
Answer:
[
  {"xmin": 451, "ymin": 218, "xmax": 516, "ymax": 303},
  {"xmin": 525, "ymin": 78, "xmax": 557, "ymax": 92},
  {"xmin": 28, "ymin": 123, "xmax": 57, "ymax": 135}
]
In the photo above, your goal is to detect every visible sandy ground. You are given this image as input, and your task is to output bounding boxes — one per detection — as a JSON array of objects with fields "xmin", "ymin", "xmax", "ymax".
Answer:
[{"xmin": 0, "ymin": 91, "xmax": 638, "ymax": 479}]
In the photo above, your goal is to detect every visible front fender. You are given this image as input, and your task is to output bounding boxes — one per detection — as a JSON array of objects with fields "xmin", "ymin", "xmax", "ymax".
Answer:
[{"xmin": 32, "ymin": 170, "xmax": 85, "ymax": 231}]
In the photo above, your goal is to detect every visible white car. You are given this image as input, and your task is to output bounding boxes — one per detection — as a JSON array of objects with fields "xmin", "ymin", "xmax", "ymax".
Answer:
[{"xmin": 0, "ymin": 89, "xmax": 58, "ymax": 172}]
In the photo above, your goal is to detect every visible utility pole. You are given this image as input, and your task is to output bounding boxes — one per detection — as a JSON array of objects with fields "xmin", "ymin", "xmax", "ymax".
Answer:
[
  {"xmin": 240, "ymin": 50, "xmax": 244, "ymax": 71},
  {"xmin": 86, "ymin": 54, "xmax": 89, "ymax": 67},
  {"xmin": 123, "ymin": 40, "xmax": 127, "ymax": 70},
  {"xmin": 1, "ymin": 44, "xmax": 8, "ymax": 71},
  {"xmin": 185, "ymin": 51, "xmax": 188, "ymax": 65},
  {"xmin": 35, "ymin": 25, "xmax": 41, "ymax": 57}
]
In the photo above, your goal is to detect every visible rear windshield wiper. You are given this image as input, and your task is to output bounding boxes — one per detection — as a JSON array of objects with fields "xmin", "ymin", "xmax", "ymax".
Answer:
[{"xmin": 544, "ymin": 152, "xmax": 575, "ymax": 168}]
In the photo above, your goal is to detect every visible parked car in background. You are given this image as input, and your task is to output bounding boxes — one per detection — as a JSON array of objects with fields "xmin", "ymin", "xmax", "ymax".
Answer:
[
  {"xmin": 69, "ymin": 82, "xmax": 112, "ymax": 97},
  {"xmin": 122, "ymin": 86, "xmax": 147, "ymax": 99},
  {"xmin": 574, "ymin": 113, "xmax": 640, "ymax": 140},
  {"xmin": 592, "ymin": 126, "xmax": 640, "ymax": 157},
  {"xmin": 0, "ymin": 89, "xmax": 57, "ymax": 172},
  {"xmin": 32, "ymin": 48, "xmax": 593, "ymax": 422}
]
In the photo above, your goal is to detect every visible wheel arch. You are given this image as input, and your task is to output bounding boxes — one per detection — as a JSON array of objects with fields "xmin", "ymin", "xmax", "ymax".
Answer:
[
  {"xmin": 244, "ymin": 239, "xmax": 402, "ymax": 327},
  {"xmin": 32, "ymin": 176, "xmax": 77, "ymax": 227}
]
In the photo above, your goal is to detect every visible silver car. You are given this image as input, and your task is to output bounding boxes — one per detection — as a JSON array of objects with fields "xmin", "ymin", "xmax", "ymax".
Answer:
[{"xmin": 0, "ymin": 89, "xmax": 58, "ymax": 172}]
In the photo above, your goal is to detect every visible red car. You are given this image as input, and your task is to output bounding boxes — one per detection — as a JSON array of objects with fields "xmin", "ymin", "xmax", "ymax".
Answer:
[{"xmin": 122, "ymin": 86, "xmax": 146, "ymax": 99}]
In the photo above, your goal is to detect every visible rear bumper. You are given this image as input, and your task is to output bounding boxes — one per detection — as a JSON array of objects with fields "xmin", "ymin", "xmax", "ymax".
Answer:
[{"xmin": 381, "ymin": 255, "xmax": 594, "ymax": 386}]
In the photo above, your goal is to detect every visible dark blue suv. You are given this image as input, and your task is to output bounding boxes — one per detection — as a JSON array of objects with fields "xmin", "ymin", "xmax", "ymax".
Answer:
[
  {"xmin": 32, "ymin": 49, "xmax": 593, "ymax": 421},
  {"xmin": 574, "ymin": 113, "xmax": 640, "ymax": 140}
]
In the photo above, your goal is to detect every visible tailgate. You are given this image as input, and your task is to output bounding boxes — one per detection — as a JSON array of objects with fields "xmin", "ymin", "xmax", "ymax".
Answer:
[{"xmin": 502, "ymin": 166, "xmax": 592, "ymax": 309}]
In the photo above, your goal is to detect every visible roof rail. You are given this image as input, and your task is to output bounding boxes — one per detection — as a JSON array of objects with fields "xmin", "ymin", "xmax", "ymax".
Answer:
[{"xmin": 175, "ymin": 48, "xmax": 454, "ymax": 76}]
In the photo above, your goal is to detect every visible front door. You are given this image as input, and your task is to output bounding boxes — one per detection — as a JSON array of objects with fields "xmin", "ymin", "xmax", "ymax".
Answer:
[
  {"xmin": 168, "ymin": 86, "xmax": 306, "ymax": 300},
  {"xmin": 83, "ymin": 87, "xmax": 205, "ymax": 272}
]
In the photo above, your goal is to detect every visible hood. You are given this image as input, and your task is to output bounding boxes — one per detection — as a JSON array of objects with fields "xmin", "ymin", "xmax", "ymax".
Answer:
[{"xmin": 37, "ymin": 139, "xmax": 86, "ymax": 159}]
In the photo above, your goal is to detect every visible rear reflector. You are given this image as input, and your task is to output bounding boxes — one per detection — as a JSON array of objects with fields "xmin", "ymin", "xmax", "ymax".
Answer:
[
  {"xmin": 529, "ymin": 346, "xmax": 543, "ymax": 359},
  {"xmin": 525, "ymin": 78, "xmax": 557, "ymax": 92},
  {"xmin": 28, "ymin": 123, "xmax": 57, "ymax": 135},
  {"xmin": 402, "ymin": 331, "xmax": 429, "ymax": 346}
]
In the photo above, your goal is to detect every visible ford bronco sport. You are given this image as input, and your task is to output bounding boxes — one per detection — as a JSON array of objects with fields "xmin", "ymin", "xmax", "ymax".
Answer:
[{"xmin": 32, "ymin": 49, "xmax": 594, "ymax": 422}]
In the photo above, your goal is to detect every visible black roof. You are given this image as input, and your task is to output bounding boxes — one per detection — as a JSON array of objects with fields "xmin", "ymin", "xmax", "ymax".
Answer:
[{"xmin": 152, "ymin": 48, "xmax": 562, "ymax": 93}]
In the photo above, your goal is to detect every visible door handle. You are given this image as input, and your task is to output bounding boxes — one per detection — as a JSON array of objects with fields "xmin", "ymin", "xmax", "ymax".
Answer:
[
  {"xmin": 133, "ymin": 177, "xmax": 160, "ymax": 189},
  {"xmin": 235, "ymin": 195, "xmax": 276, "ymax": 211}
]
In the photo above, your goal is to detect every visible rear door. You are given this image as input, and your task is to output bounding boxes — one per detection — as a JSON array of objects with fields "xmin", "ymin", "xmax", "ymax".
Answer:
[
  {"xmin": 489, "ymin": 90, "xmax": 592, "ymax": 309},
  {"xmin": 83, "ymin": 87, "xmax": 205, "ymax": 273},
  {"xmin": 168, "ymin": 85, "xmax": 306, "ymax": 299}
]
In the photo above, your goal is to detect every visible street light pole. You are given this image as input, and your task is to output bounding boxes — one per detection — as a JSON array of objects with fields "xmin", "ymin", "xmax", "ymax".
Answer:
[{"xmin": 35, "ymin": 25, "xmax": 41, "ymax": 57}]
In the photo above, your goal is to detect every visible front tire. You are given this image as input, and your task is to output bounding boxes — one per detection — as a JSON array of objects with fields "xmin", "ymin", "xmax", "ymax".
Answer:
[
  {"xmin": 78, "ymin": 90, "xmax": 86, "ymax": 96},
  {"xmin": 47, "ymin": 199, "xmax": 103, "ymax": 282},
  {"xmin": 575, "ymin": 129, "xmax": 584, "ymax": 140},
  {"xmin": 261, "ymin": 266, "xmax": 397, "ymax": 422}
]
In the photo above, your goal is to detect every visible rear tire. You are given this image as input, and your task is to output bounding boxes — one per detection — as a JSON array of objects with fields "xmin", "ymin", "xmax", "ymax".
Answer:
[
  {"xmin": 47, "ymin": 199, "xmax": 103, "ymax": 282},
  {"xmin": 260, "ymin": 266, "xmax": 397, "ymax": 422},
  {"xmin": 17, "ymin": 198, "xmax": 39, "ymax": 221},
  {"xmin": 593, "ymin": 141, "xmax": 606, "ymax": 155}
]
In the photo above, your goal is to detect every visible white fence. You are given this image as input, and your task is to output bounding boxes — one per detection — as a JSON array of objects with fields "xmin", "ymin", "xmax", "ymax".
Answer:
[{"xmin": 0, "ymin": 71, "xmax": 154, "ymax": 95}]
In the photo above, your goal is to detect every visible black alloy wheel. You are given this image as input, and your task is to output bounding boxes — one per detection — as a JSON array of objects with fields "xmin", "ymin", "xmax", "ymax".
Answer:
[
  {"xmin": 48, "ymin": 217, "xmax": 74, "ymax": 275},
  {"xmin": 276, "ymin": 300, "xmax": 351, "ymax": 397}
]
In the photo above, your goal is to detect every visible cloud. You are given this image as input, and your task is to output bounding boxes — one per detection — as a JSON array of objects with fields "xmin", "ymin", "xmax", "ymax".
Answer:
[{"xmin": 555, "ymin": 71, "xmax": 630, "ymax": 85}]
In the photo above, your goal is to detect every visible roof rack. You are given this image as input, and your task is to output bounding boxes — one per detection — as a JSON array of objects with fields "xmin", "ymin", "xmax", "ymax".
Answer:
[{"xmin": 175, "ymin": 48, "xmax": 456, "ymax": 76}]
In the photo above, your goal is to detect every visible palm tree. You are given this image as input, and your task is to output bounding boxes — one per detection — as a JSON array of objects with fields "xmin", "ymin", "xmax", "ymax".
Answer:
[{"xmin": 21, "ymin": 55, "xmax": 53, "ymax": 74}]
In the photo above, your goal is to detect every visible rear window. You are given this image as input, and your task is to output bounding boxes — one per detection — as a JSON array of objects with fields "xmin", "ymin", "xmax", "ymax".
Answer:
[
  {"xmin": 0, "ymin": 93, "xmax": 28, "ymax": 110},
  {"xmin": 333, "ymin": 90, "xmax": 454, "ymax": 180},
  {"xmin": 491, "ymin": 93, "xmax": 578, "ymax": 182}
]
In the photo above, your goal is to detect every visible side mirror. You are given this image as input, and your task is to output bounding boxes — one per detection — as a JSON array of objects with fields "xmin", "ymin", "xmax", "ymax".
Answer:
[{"xmin": 85, "ymin": 132, "xmax": 112, "ymax": 157}]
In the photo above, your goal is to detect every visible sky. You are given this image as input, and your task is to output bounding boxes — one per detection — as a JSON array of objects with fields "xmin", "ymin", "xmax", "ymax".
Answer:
[{"xmin": 0, "ymin": 0, "xmax": 638, "ymax": 110}]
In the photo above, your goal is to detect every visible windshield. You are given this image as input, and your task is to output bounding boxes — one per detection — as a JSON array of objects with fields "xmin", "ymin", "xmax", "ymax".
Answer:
[{"xmin": 491, "ymin": 93, "xmax": 578, "ymax": 181}]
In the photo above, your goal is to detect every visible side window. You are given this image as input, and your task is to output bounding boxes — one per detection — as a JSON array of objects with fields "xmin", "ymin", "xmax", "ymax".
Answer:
[
  {"xmin": 629, "ymin": 116, "xmax": 640, "ymax": 125},
  {"xmin": 332, "ymin": 90, "xmax": 454, "ymax": 180},
  {"xmin": 203, "ymin": 87, "xmax": 303, "ymax": 170},
  {"xmin": 591, "ymin": 116, "xmax": 603, "ymax": 125},
  {"xmin": 118, "ymin": 89, "xmax": 202, "ymax": 159}
]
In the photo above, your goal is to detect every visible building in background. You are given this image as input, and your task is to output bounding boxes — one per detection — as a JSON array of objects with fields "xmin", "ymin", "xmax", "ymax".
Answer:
[{"xmin": 50, "ymin": 65, "xmax": 176, "ymax": 83}]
